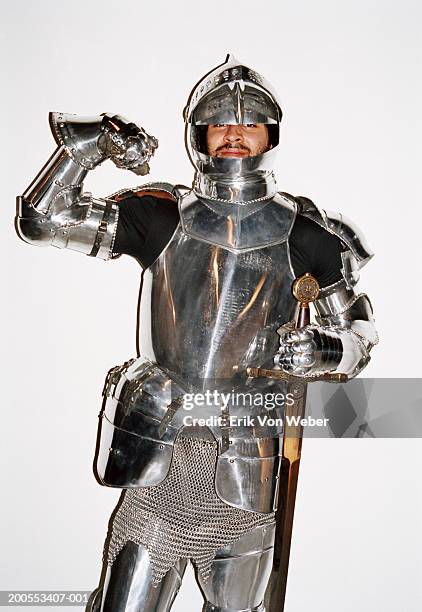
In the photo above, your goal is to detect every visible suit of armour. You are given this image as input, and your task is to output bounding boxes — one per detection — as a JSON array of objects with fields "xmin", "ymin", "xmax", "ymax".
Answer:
[{"xmin": 16, "ymin": 56, "xmax": 378, "ymax": 612}]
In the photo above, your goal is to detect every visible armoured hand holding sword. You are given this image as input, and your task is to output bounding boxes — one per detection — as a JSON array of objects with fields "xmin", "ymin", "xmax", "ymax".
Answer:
[
  {"xmin": 249, "ymin": 273, "xmax": 348, "ymax": 383},
  {"xmin": 16, "ymin": 55, "xmax": 378, "ymax": 612}
]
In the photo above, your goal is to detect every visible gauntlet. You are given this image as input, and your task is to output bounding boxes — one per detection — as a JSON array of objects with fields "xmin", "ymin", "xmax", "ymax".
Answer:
[{"xmin": 275, "ymin": 284, "xmax": 378, "ymax": 379}]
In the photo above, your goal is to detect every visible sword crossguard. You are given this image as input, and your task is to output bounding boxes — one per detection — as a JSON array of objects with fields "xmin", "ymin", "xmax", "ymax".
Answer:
[{"xmin": 245, "ymin": 366, "xmax": 348, "ymax": 383}]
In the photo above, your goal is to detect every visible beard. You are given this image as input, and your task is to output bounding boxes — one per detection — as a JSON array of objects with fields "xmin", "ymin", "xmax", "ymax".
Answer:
[
  {"xmin": 213, "ymin": 140, "xmax": 270, "ymax": 157},
  {"xmin": 214, "ymin": 142, "xmax": 251, "ymax": 157},
  {"xmin": 216, "ymin": 142, "xmax": 250, "ymax": 152}
]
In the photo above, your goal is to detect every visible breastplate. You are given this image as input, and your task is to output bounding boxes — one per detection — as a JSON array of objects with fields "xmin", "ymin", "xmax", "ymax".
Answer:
[
  {"xmin": 138, "ymin": 192, "xmax": 297, "ymax": 389},
  {"xmin": 97, "ymin": 192, "xmax": 298, "ymax": 510}
]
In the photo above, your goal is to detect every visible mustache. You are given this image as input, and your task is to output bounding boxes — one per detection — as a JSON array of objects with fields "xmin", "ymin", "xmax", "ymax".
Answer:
[{"xmin": 216, "ymin": 143, "xmax": 250, "ymax": 153}]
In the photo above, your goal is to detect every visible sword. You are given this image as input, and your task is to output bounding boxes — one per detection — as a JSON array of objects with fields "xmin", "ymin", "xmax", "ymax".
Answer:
[{"xmin": 250, "ymin": 273, "xmax": 347, "ymax": 612}]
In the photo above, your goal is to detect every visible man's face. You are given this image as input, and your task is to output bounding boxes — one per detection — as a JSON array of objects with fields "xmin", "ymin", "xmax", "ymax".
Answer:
[{"xmin": 206, "ymin": 123, "xmax": 270, "ymax": 158}]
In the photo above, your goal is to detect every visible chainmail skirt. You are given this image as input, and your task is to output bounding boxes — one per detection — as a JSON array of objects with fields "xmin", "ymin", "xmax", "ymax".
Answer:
[{"xmin": 106, "ymin": 432, "xmax": 275, "ymax": 585}]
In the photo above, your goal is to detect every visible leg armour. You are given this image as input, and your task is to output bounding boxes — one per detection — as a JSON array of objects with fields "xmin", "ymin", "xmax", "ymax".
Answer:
[
  {"xmin": 100, "ymin": 541, "xmax": 187, "ymax": 612},
  {"xmin": 106, "ymin": 432, "xmax": 275, "ymax": 585},
  {"xmin": 197, "ymin": 522, "xmax": 275, "ymax": 612}
]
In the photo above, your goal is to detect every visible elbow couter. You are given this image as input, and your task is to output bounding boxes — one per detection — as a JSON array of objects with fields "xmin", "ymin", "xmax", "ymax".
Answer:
[{"xmin": 15, "ymin": 196, "xmax": 53, "ymax": 246}]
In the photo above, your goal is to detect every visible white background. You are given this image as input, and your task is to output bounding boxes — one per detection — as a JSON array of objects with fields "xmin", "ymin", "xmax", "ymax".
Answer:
[{"xmin": 2, "ymin": 0, "xmax": 422, "ymax": 610}]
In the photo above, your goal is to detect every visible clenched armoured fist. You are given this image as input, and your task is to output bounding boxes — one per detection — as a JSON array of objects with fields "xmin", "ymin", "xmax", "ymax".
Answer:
[
  {"xmin": 98, "ymin": 114, "xmax": 158, "ymax": 175},
  {"xmin": 274, "ymin": 326, "xmax": 317, "ymax": 376},
  {"xmin": 49, "ymin": 111, "xmax": 158, "ymax": 175},
  {"xmin": 274, "ymin": 325, "xmax": 344, "ymax": 377}
]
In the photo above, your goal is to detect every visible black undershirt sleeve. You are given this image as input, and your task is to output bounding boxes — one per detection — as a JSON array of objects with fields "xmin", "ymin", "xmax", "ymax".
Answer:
[
  {"xmin": 113, "ymin": 193, "xmax": 179, "ymax": 268},
  {"xmin": 289, "ymin": 215, "xmax": 345, "ymax": 289}
]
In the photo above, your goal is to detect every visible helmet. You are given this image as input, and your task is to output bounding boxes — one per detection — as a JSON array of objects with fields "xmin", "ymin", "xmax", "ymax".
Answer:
[{"xmin": 184, "ymin": 55, "xmax": 282, "ymax": 202}]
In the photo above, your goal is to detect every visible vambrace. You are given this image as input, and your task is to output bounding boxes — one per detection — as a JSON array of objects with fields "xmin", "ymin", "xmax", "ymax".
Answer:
[
  {"xmin": 16, "ymin": 144, "xmax": 119, "ymax": 260},
  {"xmin": 312, "ymin": 282, "xmax": 378, "ymax": 378}
]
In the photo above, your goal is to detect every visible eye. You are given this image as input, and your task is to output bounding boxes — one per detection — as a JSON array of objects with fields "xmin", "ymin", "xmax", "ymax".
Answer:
[
  {"xmin": 212, "ymin": 123, "xmax": 226, "ymax": 128},
  {"xmin": 245, "ymin": 123, "xmax": 257, "ymax": 128}
]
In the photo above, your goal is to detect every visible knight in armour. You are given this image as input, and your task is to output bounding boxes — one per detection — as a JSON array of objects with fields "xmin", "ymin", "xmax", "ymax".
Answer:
[{"xmin": 16, "ymin": 55, "xmax": 378, "ymax": 612}]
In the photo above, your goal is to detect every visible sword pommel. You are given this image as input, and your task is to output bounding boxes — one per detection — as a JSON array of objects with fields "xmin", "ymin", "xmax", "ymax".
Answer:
[
  {"xmin": 292, "ymin": 272, "xmax": 320, "ymax": 304},
  {"xmin": 292, "ymin": 273, "xmax": 320, "ymax": 328}
]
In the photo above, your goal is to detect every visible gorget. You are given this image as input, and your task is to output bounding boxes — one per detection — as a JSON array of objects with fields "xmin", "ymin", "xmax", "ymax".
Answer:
[{"xmin": 137, "ymin": 191, "xmax": 297, "ymax": 389}]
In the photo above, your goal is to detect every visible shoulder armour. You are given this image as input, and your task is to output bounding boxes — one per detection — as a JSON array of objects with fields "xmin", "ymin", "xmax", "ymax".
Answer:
[
  {"xmin": 108, "ymin": 181, "xmax": 182, "ymax": 202},
  {"xmin": 281, "ymin": 193, "xmax": 374, "ymax": 289},
  {"xmin": 290, "ymin": 194, "xmax": 373, "ymax": 267}
]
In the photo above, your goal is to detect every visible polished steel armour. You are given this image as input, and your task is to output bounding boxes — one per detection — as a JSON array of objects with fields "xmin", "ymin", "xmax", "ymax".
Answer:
[
  {"xmin": 107, "ymin": 433, "xmax": 275, "ymax": 585},
  {"xmin": 139, "ymin": 192, "xmax": 297, "ymax": 385},
  {"xmin": 15, "ymin": 54, "xmax": 378, "ymax": 612},
  {"xmin": 96, "ymin": 191, "xmax": 298, "ymax": 512}
]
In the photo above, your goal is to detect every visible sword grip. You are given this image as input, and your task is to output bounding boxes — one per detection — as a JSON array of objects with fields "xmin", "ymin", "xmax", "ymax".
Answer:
[{"xmin": 295, "ymin": 302, "xmax": 310, "ymax": 328}]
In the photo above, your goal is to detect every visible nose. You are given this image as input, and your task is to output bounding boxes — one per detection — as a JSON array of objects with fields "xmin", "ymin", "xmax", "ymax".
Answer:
[{"xmin": 223, "ymin": 124, "xmax": 243, "ymax": 142}]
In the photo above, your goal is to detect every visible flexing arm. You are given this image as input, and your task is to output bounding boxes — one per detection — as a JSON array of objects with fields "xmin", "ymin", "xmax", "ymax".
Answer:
[{"xmin": 16, "ymin": 112, "xmax": 158, "ymax": 259}]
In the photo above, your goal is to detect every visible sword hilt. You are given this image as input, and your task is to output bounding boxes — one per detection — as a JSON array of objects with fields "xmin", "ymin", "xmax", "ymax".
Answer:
[
  {"xmin": 247, "ymin": 272, "xmax": 349, "ymax": 383},
  {"xmin": 292, "ymin": 272, "xmax": 320, "ymax": 328}
]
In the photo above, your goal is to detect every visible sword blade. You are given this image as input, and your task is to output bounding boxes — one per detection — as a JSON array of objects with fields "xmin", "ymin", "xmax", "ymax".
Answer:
[{"xmin": 265, "ymin": 380, "xmax": 307, "ymax": 612}]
